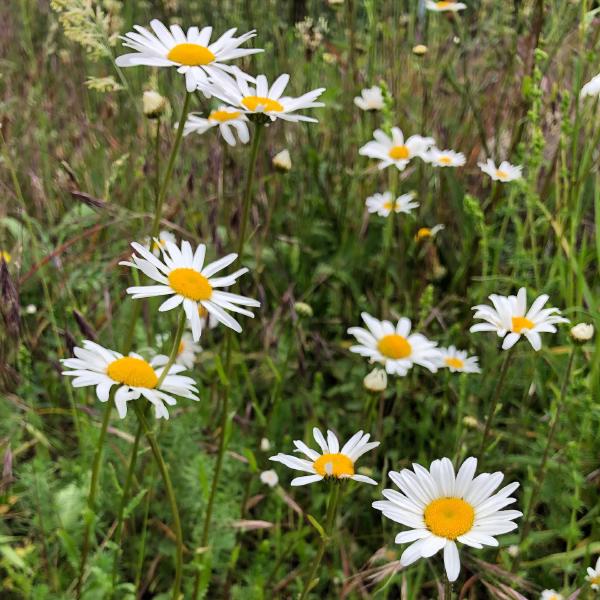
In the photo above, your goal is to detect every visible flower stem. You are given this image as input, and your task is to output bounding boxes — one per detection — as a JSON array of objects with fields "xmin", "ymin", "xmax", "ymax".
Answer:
[
  {"xmin": 443, "ymin": 576, "xmax": 453, "ymax": 600},
  {"xmin": 157, "ymin": 311, "xmax": 187, "ymax": 386}
]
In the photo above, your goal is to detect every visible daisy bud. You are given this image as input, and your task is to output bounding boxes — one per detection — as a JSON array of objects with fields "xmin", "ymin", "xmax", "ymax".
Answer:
[
  {"xmin": 272, "ymin": 149, "xmax": 292, "ymax": 172},
  {"xmin": 462, "ymin": 415, "xmax": 478, "ymax": 428},
  {"xmin": 570, "ymin": 322, "xmax": 594, "ymax": 343},
  {"xmin": 363, "ymin": 368, "xmax": 387, "ymax": 392},
  {"xmin": 260, "ymin": 437, "xmax": 271, "ymax": 451},
  {"xmin": 25, "ymin": 304, "xmax": 37, "ymax": 315},
  {"xmin": 412, "ymin": 44, "xmax": 428, "ymax": 56},
  {"xmin": 294, "ymin": 302, "xmax": 313, "ymax": 318},
  {"xmin": 143, "ymin": 90, "xmax": 167, "ymax": 119},
  {"xmin": 259, "ymin": 469, "xmax": 279, "ymax": 488},
  {"xmin": 507, "ymin": 545, "xmax": 519, "ymax": 558}
]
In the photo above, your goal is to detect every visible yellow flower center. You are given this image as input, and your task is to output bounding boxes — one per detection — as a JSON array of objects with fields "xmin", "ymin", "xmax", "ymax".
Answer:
[
  {"xmin": 1, "ymin": 251, "xmax": 10, "ymax": 263},
  {"xmin": 313, "ymin": 453, "xmax": 354, "ymax": 477},
  {"xmin": 388, "ymin": 145, "xmax": 410, "ymax": 160},
  {"xmin": 152, "ymin": 238, "xmax": 167, "ymax": 251},
  {"xmin": 512, "ymin": 316, "xmax": 534, "ymax": 333},
  {"xmin": 416, "ymin": 227, "xmax": 432, "ymax": 240},
  {"xmin": 590, "ymin": 575, "xmax": 600, "ymax": 585},
  {"xmin": 445, "ymin": 357, "xmax": 464, "ymax": 369},
  {"xmin": 177, "ymin": 341, "xmax": 185, "ymax": 355},
  {"xmin": 439, "ymin": 156, "xmax": 453, "ymax": 165},
  {"xmin": 378, "ymin": 334, "xmax": 412, "ymax": 359},
  {"xmin": 107, "ymin": 357, "xmax": 158, "ymax": 388},
  {"xmin": 383, "ymin": 201, "xmax": 395, "ymax": 211},
  {"xmin": 496, "ymin": 169, "xmax": 508, "ymax": 179},
  {"xmin": 198, "ymin": 305, "xmax": 209, "ymax": 319},
  {"xmin": 167, "ymin": 43, "xmax": 215, "ymax": 66},
  {"xmin": 424, "ymin": 497, "xmax": 475, "ymax": 539},
  {"xmin": 209, "ymin": 109, "xmax": 241, "ymax": 122},
  {"xmin": 168, "ymin": 268, "xmax": 213, "ymax": 301},
  {"xmin": 436, "ymin": 1, "xmax": 455, "ymax": 7},
  {"xmin": 241, "ymin": 96, "xmax": 284, "ymax": 112}
]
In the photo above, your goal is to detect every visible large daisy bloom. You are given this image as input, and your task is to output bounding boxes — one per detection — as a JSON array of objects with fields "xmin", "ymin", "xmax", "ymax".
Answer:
[
  {"xmin": 427, "ymin": 148, "xmax": 466, "ymax": 168},
  {"xmin": 120, "ymin": 239, "xmax": 260, "ymax": 341},
  {"xmin": 359, "ymin": 127, "xmax": 435, "ymax": 171},
  {"xmin": 470, "ymin": 287, "xmax": 569, "ymax": 351},
  {"xmin": 354, "ymin": 86, "xmax": 384, "ymax": 111},
  {"xmin": 348, "ymin": 313, "xmax": 440, "ymax": 376},
  {"xmin": 478, "ymin": 159, "xmax": 522, "ymax": 183},
  {"xmin": 269, "ymin": 428, "xmax": 379, "ymax": 486},
  {"xmin": 182, "ymin": 108, "xmax": 249, "ymax": 146},
  {"xmin": 587, "ymin": 556, "xmax": 600, "ymax": 590},
  {"xmin": 581, "ymin": 73, "xmax": 600, "ymax": 98},
  {"xmin": 373, "ymin": 457, "xmax": 521, "ymax": 582},
  {"xmin": 61, "ymin": 341, "xmax": 199, "ymax": 419},
  {"xmin": 366, "ymin": 192, "xmax": 419, "ymax": 217},
  {"xmin": 207, "ymin": 71, "xmax": 326, "ymax": 123},
  {"xmin": 114, "ymin": 20, "xmax": 261, "ymax": 93},
  {"xmin": 435, "ymin": 346, "xmax": 481, "ymax": 374},
  {"xmin": 426, "ymin": 0, "xmax": 467, "ymax": 11}
]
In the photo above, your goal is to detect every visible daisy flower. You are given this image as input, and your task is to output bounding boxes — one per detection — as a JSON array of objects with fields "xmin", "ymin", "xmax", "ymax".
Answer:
[
  {"xmin": 182, "ymin": 108, "xmax": 249, "ymax": 146},
  {"xmin": 436, "ymin": 346, "xmax": 481, "ymax": 373},
  {"xmin": 359, "ymin": 127, "xmax": 435, "ymax": 171},
  {"xmin": 581, "ymin": 73, "xmax": 600, "ymax": 98},
  {"xmin": 269, "ymin": 428, "xmax": 379, "ymax": 486},
  {"xmin": 541, "ymin": 591, "xmax": 563, "ymax": 600},
  {"xmin": 366, "ymin": 192, "xmax": 419, "ymax": 217},
  {"xmin": 207, "ymin": 71, "xmax": 326, "ymax": 123},
  {"xmin": 586, "ymin": 556, "xmax": 600, "ymax": 590},
  {"xmin": 373, "ymin": 457, "xmax": 521, "ymax": 582},
  {"xmin": 348, "ymin": 313, "xmax": 440, "ymax": 376},
  {"xmin": 176, "ymin": 332, "xmax": 202, "ymax": 369},
  {"xmin": 415, "ymin": 224, "xmax": 445, "ymax": 241},
  {"xmin": 115, "ymin": 20, "xmax": 261, "ymax": 93},
  {"xmin": 426, "ymin": 1, "xmax": 467, "ymax": 11},
  {"xmin": 120, "ymin": 239, "xmax": 260, "ymax": 341},
  {"xmin": 144, "ymin": 230, "xmax": 176, "ymax": 257},
  {"xmin": 354, "ymin": 86, "xmax": 384, "ymax": 111},
  {"xmin": 470, "ymin": 287, "xmax": 569, "ymax": 351},
  {"xmin": 478, "ymin": 159, "xmax": 522, "ymax": 183},
  {"xmin": 61, "ymin": 340, "xmax": 199, "ymax": 419},
  {"xmin": 427, "ymin": 148, "xmax": 466, "ymax": 168}
]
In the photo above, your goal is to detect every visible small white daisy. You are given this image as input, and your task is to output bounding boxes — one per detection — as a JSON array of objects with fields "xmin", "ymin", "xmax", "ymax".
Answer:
[
  {"xmin": 260, "ymin": 469, "xmax": 279, "ymax": 488},
  {"xmin": 587, "ymin": 556, "xmax": 600, "ymax": 590},
  {"xmin": 176, "ymin": 332, "xmax": 202, "ymax": 369},
  {"xmin": 272, "ymin": 149, "xmax": 292, "ymax": 171},
  {"xmin": 435, "ymin": 346, "xmax": 481, "ymax": 373},
  {"xmin": 115, "ymin": 20, "xmax": 262, "ymax": 93},
  {"xmin": 182, "ymin": 107, "xmax": 249, "ymax": 146},
  {"xmin": 373, "ymin": 457, "xmax": 521, "ymax": 582},
  {"xmin": 348, "ymin": 313, "xmax": 440, "ymax": 376},
  {"xmin": 354, "ymin": 86, "xmax": 384, "ymax": 111},
  {"xmin": 470, "ymin": 287, "xmax": 569, "ymax": 351},
  {"xmin": 366, "ymin": 192, "xmax": 419, "ymax": 217},
  {"xmin": 359, "ymin": 127, "xmax": 435, "ymax": 171},
  {"xmin": 478, "ymin": 159, "xmax": 522, "ymax": 183},
  {"xmin": 581, "ymin": 73, "xmax": 600, "ymax": 98},
  {"xmin": 61, "ymin": 340, "xmax": 199, "ymax": 420},
  {"xmin": 426, "ymin": 1, "xmax": 467, "ymax": 12},
  {"xmin": 120, "ymin": 239, "xmax": 260, "ymax": 341},
  {"xmin": 541, "ymin": 591, "xmax": 563, "ymax": 600},
  {"xmin": 415, "ymin": 224, "xmax": 445, "ymax": 241},
  {"xmin": 207, "ymin": 70, "xmax": 326, "ymax": 123},
  {"xmin": 145, "ymin": 230, "xmax": 176, "ymax": 257},
  {"xmin": 270, "ymin": 427, "xmax": 379, "ymax": 486},
  {"xmin": 427, "ymin": 148, "xmax": 466, "ymax": 168}
]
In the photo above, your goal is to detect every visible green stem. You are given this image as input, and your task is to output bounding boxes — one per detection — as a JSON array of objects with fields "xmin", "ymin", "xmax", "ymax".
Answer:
[
  {"xmin": 157, "ymin": 311, "xmax": 187, "ymax": 386},
  {"xmin": 443, "ymin": 576, "xmax": 453, "ymax": 600}
]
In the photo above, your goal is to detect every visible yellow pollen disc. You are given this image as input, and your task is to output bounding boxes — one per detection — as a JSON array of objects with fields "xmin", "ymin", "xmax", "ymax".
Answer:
[
  {"xmin": 107, "ymin": 357, "xmax": 158, "ymax": 388},
  {"xmin": 437, "ymin": 1, "xmax": 454, "ymax": 7},
  {"xmin": 439, "ymin": 156, "xmax": 453, "ymax": 165},
  {"xmin": 590, "ymin": 576, "xmax": 600, "ymax": 585},
  {"xmin": 313, "ymin": 453, "xmax": 354, "ymax": 477},
  {"xmin": 168, "ymin": 268, "xmax": 213, "ymax": 301},
  {"xmin": 1, "ymin": 251, "xmax": 10, "ymax": 263},
  {"xmin": 241, "ymin": 96, "xmax": 284, "ymax": 112},
  {"xmin": 416, "ymin": 227, "xmax": 432, "ymax": 240},
  {"xmin": 167, "ymin": 43, "xmax": 215, "ymax": 66},
  {"xmin": 496, "ymin": 169, "xmax": 508, "ymax": 179},
  {"xmin": 388, "ymin": 145, "xmax": 410, "ymax": 160},
  {"xmin": 383, "ymin": 201, "xmax": 395, "ymax": 211},
  {"xmin": 209, "ymin": 109, "xmax": 241, "ymax": 122},
  {"xmin": 512, "ymin": 316, "xmax": 534, "ymax": 333},
  {"xmin": 424, "ymin": 497, "xmax": 475, "ymax": 539},
  {"xmin": 445, "ymin": 357, "xmax": 464, "ymax": 369},
  {"xmin": 378, "ymin": 334, "xmax": 412, "ymax": 359}
]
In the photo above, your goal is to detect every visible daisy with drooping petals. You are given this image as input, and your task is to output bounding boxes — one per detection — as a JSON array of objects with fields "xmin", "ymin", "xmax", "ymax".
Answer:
[
  {"xmin": 359, "ymin": 127, "xmax": 435, "ymax": 171},
  {"xmin": 426, "ymin": 0, "xmax": 467, "ymax": 11},
  {"xmin": 175, "ymin": 332, "xmax": 202, "ymax": 369},
  {"xmin": 269, "ymin": 428, "xmax": 379, "ymax": 486},
  {"xmin": 348, "ymin": 313, "xmax": 440, "ymax": 376},
  {"xmin": 478, "ymin": 159, "xmax": 522, "ymax": 183},
  {"xmin": 427, "ymin": 148, "xmax": 466, "ymax": 168},
  {"xmin": 435, "ymin": 346, "xmax": 481, "ymax": 373},
  {"xmin": 541, "ymin": 591, "xmax": 563, "ymax": 600},
  {"xmin": 145, "ymin": 230, "xmax": 176, "ymax": 257},
  {"xmin": 581, "ymin": 73, "xmax": 600, "ymax": 98},
  {"xmin": 61, "ymin": 340, "xmax": 199, "ymax": 419},
  {"xmin": 182, "ymin": 108, "xmax": 250, "ymax": 146},
  {"xmin": 114, "ymin": 20, "xmax": 261, "ymax": 92},
  {"xmin": 366, "ymin": 192, "xmax": 419, "ymax": 217},
  {"xmin": 373, "ymin": 457, "xmax": 522, "ymax": 582},
  {"xmin": 207, "ymin": 71, "xmax": 326, "ymax": 123},
  {"xmin": 415, "ymin": 224, "xmax": 445, "ymax": 241},
  {"xmin": 120, "ymin": 239, "xmax": 260, "ymax": 341},
  {"xmin": 586, "ymin": 556, "xmax": 600, "ymax": 590},
  {"xmin": 354, "ymin": 86, "xmax": 384, "ymax": 111},
  {"xmin": 470, "ymin": 288, "xmax": 569, "ymax": 351}
]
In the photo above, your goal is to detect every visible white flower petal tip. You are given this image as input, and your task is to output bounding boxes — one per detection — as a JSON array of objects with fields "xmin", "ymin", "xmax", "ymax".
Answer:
[
  {"xmin": 478, "ymin": 158, "xmax": 522, "ymax": 182},
  {"xmin": 354, "ymin": 86, "xmax": 384, "ymax": 111}
]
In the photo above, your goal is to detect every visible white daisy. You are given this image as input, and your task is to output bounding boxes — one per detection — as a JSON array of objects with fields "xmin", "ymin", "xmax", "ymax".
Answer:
[
  {"xmin": 206, "ymin": 70, "xmax": 326, "ymax": 123},
  {"xmin": 145, "ymin": 230, "xmax": 176, "ymax": 257},
  {"xmin": 182, "ymin": 107, "xmax": 249, "ymax": 146},
  {"xmin": 581, "ymin": 73, "xmax": 600, "ymax": 98},
  {"xmin": 348, "ymin": 312, "xmax": 440, "ymax": 376},
  {"xmin": 426, "ymin": 1, "xmax": 467, "ymax": 12},
  {"xmin": 61, "ymin": 340, "xmax": 199, "ymax": 420},
  {"xmin": 478, "ymin": 159, "xmax": 522, "ymax": 183},
  {"xmin": 260, "ymin": 469, "xmax": 279, "ymax": 488},
  {"xmin": 435, "ymin": 346, "xmax": 481, "ymax": 373},
  {"xmin": 359, "ymin": 127, "xmax": 435, "ymax": 171},
  {"xmin": 586, "ymin": 556, "xmax": 600, "ymax": 590},
  {"xmin": 373, "ymin": 457, "xmax": 521, "ymax": 582},
  {"xmin": 176, "ymin": 332, "xmax": 202, "ymax": 369},
  {"xmin": 269, "ymin": 427, "xmax": 379, "ymax": 486},
  {"xmin": 415, "ymin": 224, "xmax": 445, "ymax": 241},
  {"xmin": 427, "ymin": 148, "xmax": 466, "ymax": 168},
  {"xmin": 115, "ymin": 20, "xmax": 261, "ymax": 93},
  {"xmin": 541, "ymin": 591, "xmax": 563, "ymax": 600},
  {"xmin": 354, "ymin": 86, "xmax": 384, "ymax": 111},
  {"xmin": 120, "ymin": 239, "xmax": 260, "ymax": 342},
  {"xmin": 470, "ymin": 287, "xmax": 569, "ymax": 351},
  {"xmin": 366, "ymin": 192, "xmax": 419, "ymax": 217}
]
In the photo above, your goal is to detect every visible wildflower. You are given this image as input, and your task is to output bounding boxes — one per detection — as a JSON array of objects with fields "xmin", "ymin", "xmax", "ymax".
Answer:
[
  {"xmin": 270, "ymin": 428, "xmax": 379, "ymax": 486},
  {"xmin": 435, "ymin": 346, "xmax": 481, "ymax": 373},
  {"xmin": 363, "ymin": 368, "xmax": 388, "ymax": 392},
  {"xmin": 586, "ymin": 556, "xmax": 600, "ymax": 590},
  {"xmin": 25, "ymin": 304, "xmax": 37, "ymax": 315},
  {"xmin": 61, "ymin": 340, "xmax": 199, "ymax": 419},
  {"xmin": 120, "ymin": 239, "xmax": 260, "ymax": 341},
  {"xmin": 427, "ymin": 148, "xmax": 466, "ymax": 168},
  {"xmin": 570, "ymin": 322, "xmax": 594, "ymax": 343},
  {"xmin": 348, "ymin": 313, "xmax": 440, "ymax": 376},
  {"xmin": 260, "ymin": 438, "xmax": 271, "ymax": 452},
  {"xmin": 354, "ymin": 86, "xmax": 384, "ymax": 111},
  {"xmin": 143, "ymin": 90, "xmax": 167, "ymax": 118},
  {"xmin": 366, "ymin": 192, "xmax": 419, "ymax": 217},
  {"xmin": 581, "ymin": 73, "xmax": 600, "ymax": 98},
  {"xmin": 507, "ymin": 544, "xmax": 519, "ymax": 558},
  {"xmin": 260, "ymin": 470, "xmax": 279, "ymax": 488},
  {"xmin": 478, "ymin": 159, "xmax": 522, "ymax": 183},
  {"xmin": 412, "ymin": 44, "xmax": 428, "ymax": 55},
  {"xmin": 145, "ymin": 230, "xmax": 176, "ymax": 257},
  {"xmin": 415, "ymin": 224, "xmax": 445, "ymax": 241},
  {"xmin": 115, "ymin": 20, "xmax": 262, "ymax": 92},
  {"xmin": 176, "ymin": 332, "xmax": 202, "ymax": 369},
  {"xmin": 470, "ymin": 288, "xmax": 569, "ymax": 351},
  {"xmin": 272, "ymin": 149, "xmax": 292, "ymax": 172},
  {"xmin": 359, "ymin": 127, "xmax": 435, "ymax": 171},
  {"xmin": 541, "ymin": 591, "xmax": 563, "ymax": 600},
  {"xmin": 373, "ymin": 457, "xmax": 521, "ymax": 582},
  {"xmin": 426, "ymin": 1, "xmax": 467, "ymax": 12},
  {"xmin": 1, "ymin": 251, "xmax": 11, "ymax": 263},
  {"xmin": 182, "ymin": 108, "xmax": 249, "ymax": 146}
]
